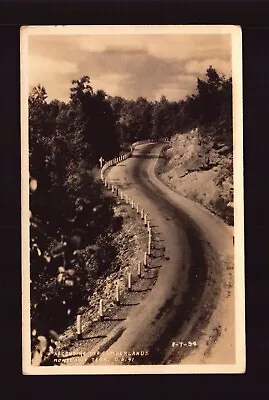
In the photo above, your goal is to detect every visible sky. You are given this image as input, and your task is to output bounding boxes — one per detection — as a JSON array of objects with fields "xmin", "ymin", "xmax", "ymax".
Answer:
[{"xmin": 27, "ymin": 28, "xmax": 232, "ymax": 103}]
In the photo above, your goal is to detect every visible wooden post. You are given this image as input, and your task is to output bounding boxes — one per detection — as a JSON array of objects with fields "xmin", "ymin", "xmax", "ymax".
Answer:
[
  {"xmin": 115, "ymin": 282, "xmax": 120, "ymax": 305},
  {"xmin": 99, "ymin": 299, "xmax": 104, "ymax": 321},
  {"xmin": 138, "ymin": 261, "xmax": 142, "ymax": 278},
  {"xmin": 76, "ymin": 315, "xmax": 82, "ymax": 339},
  {"xmin": 120, "ymin": 191, "xmax": 123, "ymax": 200},
  {"xmin": 143, "ymin": 251, "xmax": 147, "ymax": 267},
  {"xmin": 99, "ymin": 157, "xmax": 104, "ymax": 168},
  {"xmin": 141, "ymin": 208, "xmax": 144, "ymax": 219},
  {"xmin": 112, "ymin": 185, "xmax": 114, "ymax": 193},
  {"xmin": 131, "ymin": 199, "xmax": 134, "ymax": 209},
  {"xmin": 104, "ymin": 179, "xmax": 107, "ymax": 187},
  {"xmin": 148, "ymin": 236, "xmax": 151, "ymax": 256},
  {"xmin": 127, "ymin": 272, "xmax": 132, "ymax": 291},
  {"xmin": 125, "ymin": 195, "xmax": 128, "ymax": 204},
  {"xmin": 144, "ymin": 213, "xmax": 147, "ymax": 226},
  {"xmin": 136, "ymin": 204, "xmax": 139, "ymax": 214},
  {"xmin": 147, "ymin": 221, "xmax": 151, "ymax": 232}
]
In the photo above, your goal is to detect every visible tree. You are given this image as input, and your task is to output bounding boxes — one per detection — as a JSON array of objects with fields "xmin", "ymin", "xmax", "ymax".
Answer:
[
  {"xmin": 69, "ymin": 78, "xmax": 120, "ymax": 163},
  {"xmin": 195, "ymin": 66, "xmax": 228, "ymax": 126},
  {"xmin": 70, "ymin": 75, "xmax": 94, "ymax": 102},
  {"xmin": 151, "ymin": 97, "xmax": 181, "ymax": 139}
]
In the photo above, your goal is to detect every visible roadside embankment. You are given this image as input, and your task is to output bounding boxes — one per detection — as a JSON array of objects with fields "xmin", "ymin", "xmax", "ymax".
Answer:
[
  {"xmin": 52, "ymin": 188, "xmax": 156, "ymax": 366},
  {"xmin": 156, "ymin": 130, "xmax": 234, "ymax": 225}
]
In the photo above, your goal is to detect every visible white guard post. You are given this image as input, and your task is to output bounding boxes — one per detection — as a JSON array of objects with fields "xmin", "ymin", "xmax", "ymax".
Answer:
[
  {"xmin": 144, "ymin": 251, "xmax": 147, "ymax": 267},
  {"xmin": 127, "ymin": 272, "xmax": 132, "ymax": 292},
  {"xmin": 76, "ymin": 315, "xmax": 82, "ymax": 339},
  {"xmin": 138, "ymin": 261, "xmax": 142, "ymax": 277},
  {"xmin": 99, "ymin": 299, "xmax": 104, "ymax": 321}
]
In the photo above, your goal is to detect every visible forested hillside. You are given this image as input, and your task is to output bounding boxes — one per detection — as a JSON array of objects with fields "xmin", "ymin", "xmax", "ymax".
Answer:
[
  {"xmin": 29, "ymin": 77, "xmax": 122, "ymax": 357},
  {"xmin": 29, "ymin": 66, "xmax": 233, "ymax": 361},
  {"xmin": 108, "ymin": 66, "xmax": 232, "ymax": 150}
]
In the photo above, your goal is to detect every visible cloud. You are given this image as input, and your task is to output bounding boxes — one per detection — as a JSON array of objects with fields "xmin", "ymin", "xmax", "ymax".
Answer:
[
  {"xmin": 185, "ymin": 58, "xmax": 231, "ymax": 76},
  {"xmin": 91, "ymin": 72, "xmax": 132, "ymax": 98},
  {"xmin": 27, "ymin": 33, "xmax": 232, "ymax": 102},
  {"xmin": 77, "ymin": 33, "xmax": 231, "ymax": 63},
  {"xmin": 28, "ymin": 53, "xmax": 78, "ymax": 100},
  {"xmin": 66, "ymin": 46, "xmax": 187, "ymax": 100},
  {"xmin": 153, "ymin": 74, "xmax": 198, "ymax": 101},
  {"xmin": 29, "ymin": 54, "xmax": 77, "ymax": 82},
  {"xmin": 78, "ymin": 35, "xmax": 146, "ymax": 54},
  {"xmin": 147, "ymin": 34, "xmax": 231, "ymax": 62},
  {"xmin": 153, "ymin": 86, "xmax": 191, "ymax": 102}
]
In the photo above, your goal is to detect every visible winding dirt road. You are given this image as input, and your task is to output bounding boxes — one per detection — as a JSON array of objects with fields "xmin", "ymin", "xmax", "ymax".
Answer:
[{"xmin": 87, "ymin": 142, "xmax": 237, "ymax": 367}]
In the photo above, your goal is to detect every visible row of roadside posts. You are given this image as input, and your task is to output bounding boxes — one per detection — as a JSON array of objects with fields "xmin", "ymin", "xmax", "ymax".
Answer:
[{"xmin": 76, "ymin": 150, "xmax": 152, "ymax": 340}]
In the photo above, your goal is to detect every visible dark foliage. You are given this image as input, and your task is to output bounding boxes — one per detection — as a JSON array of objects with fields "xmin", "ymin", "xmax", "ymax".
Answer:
[
  {"xmin": 29, "ymin": 80, "xmax": 122, "ymax": 355},
  {"xmin": 108, "ymin": 66, "xmax": 232, "ymax": 149}
]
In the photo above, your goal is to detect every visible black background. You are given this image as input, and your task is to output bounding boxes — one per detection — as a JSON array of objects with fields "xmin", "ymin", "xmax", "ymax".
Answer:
[{"xmin": 0, "ymin": 1, "xmax": 268, "ymax": 399}]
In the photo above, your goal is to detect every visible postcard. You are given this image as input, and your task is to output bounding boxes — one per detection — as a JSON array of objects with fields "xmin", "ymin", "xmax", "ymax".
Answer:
[{"xmin": 21, "ymin": 25, "xmax": 245, "ymax": 374}]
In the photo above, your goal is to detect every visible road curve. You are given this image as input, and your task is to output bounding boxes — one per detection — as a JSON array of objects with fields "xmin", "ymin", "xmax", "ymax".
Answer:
[{"xmin": 93, "ymin": 142, "xmax": 235, "ymax": 365}]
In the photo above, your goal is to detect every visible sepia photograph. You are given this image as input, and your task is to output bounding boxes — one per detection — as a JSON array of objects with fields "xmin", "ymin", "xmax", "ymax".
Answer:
[{"xmin": 21, "ymin": 25, "xmax": 245, "ymax": 374}]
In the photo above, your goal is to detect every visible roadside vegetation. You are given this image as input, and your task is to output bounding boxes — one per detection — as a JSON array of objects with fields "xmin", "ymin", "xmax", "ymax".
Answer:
[{"xmin": 29, "ymin": 78, "xmax": 122, "ymax": 357}]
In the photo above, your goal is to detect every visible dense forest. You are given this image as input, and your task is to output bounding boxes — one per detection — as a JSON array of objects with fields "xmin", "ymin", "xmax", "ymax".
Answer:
[{"xmin": 29, "ymin": 67, "xmax": 232, "ymax": 361}]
